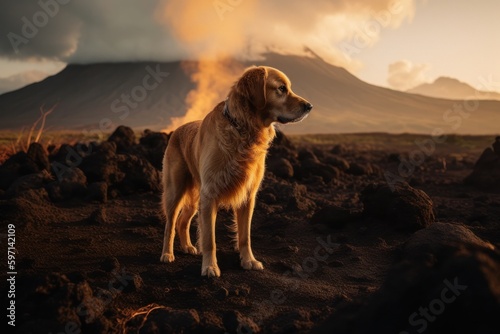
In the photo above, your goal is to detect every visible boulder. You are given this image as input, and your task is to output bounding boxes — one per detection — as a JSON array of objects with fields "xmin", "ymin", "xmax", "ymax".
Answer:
[
  {"xmin": 45, "ymin": 167, "xmax": 87, "ymax": 201},
  {"xmin": 86, "ymin": 182, "xmax": 108, "ymax": 203},
  {"xmin": 26, "ymin": 142, "xmax": 50, "ymax": 172},
  {"xmin": 464, "ymin": 136, "xmax": 500, "ymax": 191},
  {"xmin": 324, "ymin": 155, "xmax": 350, "ymax": 171},
  {"xmin": 5, "ymin": 170, "xmax": 52, "ymax": 198},
  {"xmin": 260, "ymin": 180, "xmax": 315, "ymax": 212},
  {"xmin": 0, "ymin": 188, "xmax": 60, "ymax": 229},
  {"xmin": 107, "ymin": 125, "xmax": 136, "ymax": 152},
  {"xmin": 136, "ymin": 129, "xmax": 170, "ymax": 170},
  {"xmin": 267, "ymin": 157, "xmax": 294, "ymax": 179},
  {"xmin": 79, "ymin": 144, "xmax": 121, "ymax": 184},
  {"xmin": 115, "ymin": 154, "xmax": 161, "ymax": 194},
  {"xmin": 268, "ymin": 130, "xmax": 297, "ymax": 163},
  {"xmin": 17, "ymin": 273, "xmax": 108, "ymax": 333},
  {"xmin": 315, "ymin": 225, "xmax": 500, "ymax": 334},
  {"xmin": 0, "ymin": 144, "xmax": 50, "ymax": 190},
  {"xmin": 347, "ymin": 162, "xmax": 373, "ymax": 176},
  {"xmin": 404, "ymin": 222, "xmax": 494, "ymax": 260},
  {"xmin": 361, "ymin": 182, "xmax": 435, "ymax": 231},
  {"xmin": 223, "ymin": 310, "xmax": 260, "ymax": 334},
  {"xmin": 295, "ymin": 149, "xmax": 340, "ymax": 183}
]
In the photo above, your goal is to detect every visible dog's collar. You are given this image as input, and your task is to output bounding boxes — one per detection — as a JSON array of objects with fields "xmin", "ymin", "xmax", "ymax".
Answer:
[{"xmin": 223, "ymin": 101, "xmax": 240, "ymax": 130}]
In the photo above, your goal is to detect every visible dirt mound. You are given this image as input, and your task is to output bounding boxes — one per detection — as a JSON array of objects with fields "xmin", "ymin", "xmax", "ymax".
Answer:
[
  {"xmin": 315, "ymin": 224, "xmax": 500, "ymax": 334},
  {"xmin": 465, "ymin": 136, "xmax": 500, "ymax": 191},
  {"xmin": 404, "ymin": 222, "xmax": 495, "ymax": 260},
  {"xmin": 17, "ymin": 273, "xmax": 111, "ymax": 333},
  {"xmin": 0, "ymin": 143, "xmax": 50, "ymax": 190},
  {"xmin": 361, "ymin": 182, "xmax": 435, "ymax": 231},
  {"xmin": 107, "ymin": 125, "xmax": 136, "ymax": 152},
  {"xmin": 0, "ymin": 187, "xmax": 62, "ymax": 229}
]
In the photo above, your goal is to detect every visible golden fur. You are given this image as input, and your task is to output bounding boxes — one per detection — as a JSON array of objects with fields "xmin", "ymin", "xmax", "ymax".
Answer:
[{"xmin": 160, "ymin": 66, "xmax": 312, "ymax": 277}]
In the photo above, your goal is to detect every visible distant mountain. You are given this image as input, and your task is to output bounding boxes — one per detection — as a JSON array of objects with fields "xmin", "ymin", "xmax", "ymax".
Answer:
[
  {"xmin": 0, "ymin": 62, "xmax": 194, "ymax": 132},
  {"xmin": 407, "ymin": 77, "xmax": 500, "ymax": 101},
  {"xmin": 0, "ymin": 54, "xmax": 499, "ymax": 134}
]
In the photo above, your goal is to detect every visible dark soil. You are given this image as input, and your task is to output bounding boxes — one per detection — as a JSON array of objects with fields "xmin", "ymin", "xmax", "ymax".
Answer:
[{"xmin": 1, "ymin": 127, "xmax": 499, "ymax": 333}]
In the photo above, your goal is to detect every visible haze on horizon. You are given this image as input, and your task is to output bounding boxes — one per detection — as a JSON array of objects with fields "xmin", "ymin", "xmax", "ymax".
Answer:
[{"xmin": 0, "ymin": 0, "xmax": 499, "ymax": 95}]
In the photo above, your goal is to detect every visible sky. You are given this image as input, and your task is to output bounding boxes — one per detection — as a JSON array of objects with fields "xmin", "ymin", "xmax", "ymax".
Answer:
[{"xmin": 0, "ymin": 0, "xmax": 499, "ymax": 94}]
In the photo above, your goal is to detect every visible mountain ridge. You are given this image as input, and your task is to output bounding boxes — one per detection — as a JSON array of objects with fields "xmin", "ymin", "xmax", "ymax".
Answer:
[
  {"xmin": 407, "ymin": 76, "xmax": 500, "ymax": 101},
  {"xmin": 0, "ymin": 54, "xmax": 499, "ymax": 134}
]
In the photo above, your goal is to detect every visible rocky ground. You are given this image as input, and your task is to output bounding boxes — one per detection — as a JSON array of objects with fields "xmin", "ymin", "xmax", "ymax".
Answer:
[{"xmin": 1, "ymin": 126, "xmax": 499, "ymax": 334}]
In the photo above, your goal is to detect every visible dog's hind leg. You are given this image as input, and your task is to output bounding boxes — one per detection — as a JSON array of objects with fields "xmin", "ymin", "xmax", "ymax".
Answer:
[
  {"xmin": 160, "ymin": 187, "xmax": 184, "ymax": 263},
  {"xmin": 160, "ymin": 154, "xmax": 188, "ymax": 263},
  {"xmin": 176, "ymin": 193, "xmax": 199, "ymax": 255}
]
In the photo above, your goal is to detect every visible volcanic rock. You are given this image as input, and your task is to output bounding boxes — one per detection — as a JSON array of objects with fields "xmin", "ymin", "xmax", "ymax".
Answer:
[
  {"xmin": 347, "ymin": 162, "xmax": 373, "ymax": 176},
  {"xmin": 5, "ymin": 170, "xmax": 52, "ymax": 197},
  {"xmin": 86, "ymin": 182, "xmax": 108, "ymax": 203},
  {"xmin": 464, "ymin": 136, "xmax": 500, "ymax": 191},
  {"xmin": 268, "ymin": 129, "xmax": 297, "ymax": 162},
  {"xmin": 115, "ymin": 154, "xmax": 161, "ymax": 194},
  {"xmin": 107, "ymin": 125, "xmax": 136, "ymax": 152},
  {"xmin": 262, "ymin": 180, "xmax": 315, "ymax": 212},
  {"xmin": 361, "ymin": 182, "xmax": 435, "ymax": 231},
  {"xmin": 295, "ymin": 148, "xmax": 340, "ymax": 183},
  {"xmin": 223, "ymin": 310, "xmax": 260, "ymax": 334},
  {"xmin": 79, "ymin": 144, "xmax": 120, "ymax": 184},
  {"xmin": 404, "ymin": 222, "xmax": 494, "ymax": 260},
  {"xmin": 315, "ymin": 229, "xmax": 500, "ymax": 334},
  {"xmin": 324, "ymin": 155, "xmax": 350, "ymax": 171},
  {"xmin": 18, "ymin": 273, "xmax": 107, "ymax": 333},
  {"xmin": 26, "ymin": 142, "xmax": 50, "ymax": 172},
  {"xmin": 45, "ymin": 167, "xmax": 87, "ymax": 201},
  {"xmin": 0, "ymin": 144, "xmax": 50, "ymax": 190},
  {"xmin": 136, "ymin": 129, "xmax": 170, "ymax": 170},
  {"xmin": 267, "ymin": 157, "xmax": 294, "ymax": 179}
]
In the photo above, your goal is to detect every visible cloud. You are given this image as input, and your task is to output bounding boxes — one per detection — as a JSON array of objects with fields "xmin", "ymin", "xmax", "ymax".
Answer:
[
  {"xmin": 0, "ymin": 0, "xmax": 415, "ymax": 68},
  {"xmin": 387, "ymin": 60, "xmax": 430, "ymax": 90},
  {"xmin": 0, "ymin": 70, "xmax": 49, "ymax": 94}
]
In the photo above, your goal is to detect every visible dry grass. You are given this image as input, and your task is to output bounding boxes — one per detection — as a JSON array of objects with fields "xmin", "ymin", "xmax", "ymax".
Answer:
[
  {"xmin": 0, "ymin": 103, "xmax": 59, "ymax": 162},
  {"xmin": 0, "ymin": 129, "xmax": 107, "ymax": 164}
]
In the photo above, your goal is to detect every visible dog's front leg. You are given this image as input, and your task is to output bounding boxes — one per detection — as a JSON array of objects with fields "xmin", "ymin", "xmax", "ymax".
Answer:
[
  {"xmin": 235, "ymin": 196, "xmax": 264, "ymax": 271},
  {"xmin": 199, "ymin": 197, "xmax": 220, "ymax": 277}
]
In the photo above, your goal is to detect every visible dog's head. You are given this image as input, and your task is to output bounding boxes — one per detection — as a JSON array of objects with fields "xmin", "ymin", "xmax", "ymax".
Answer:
[{"xmin": 233, "ymin": 66, "xmax": 312, "ymax": 127}]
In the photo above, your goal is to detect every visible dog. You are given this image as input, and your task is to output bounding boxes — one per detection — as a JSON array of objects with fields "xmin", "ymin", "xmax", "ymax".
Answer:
[{"xmin": 160, "ymin": 66, "xmax": 312, "ymax": 277}]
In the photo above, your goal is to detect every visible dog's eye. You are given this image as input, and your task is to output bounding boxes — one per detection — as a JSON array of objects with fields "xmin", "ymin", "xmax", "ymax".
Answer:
[{"xmin": 278, "ymin": 85, "xmax": 287, "ymax": 94}]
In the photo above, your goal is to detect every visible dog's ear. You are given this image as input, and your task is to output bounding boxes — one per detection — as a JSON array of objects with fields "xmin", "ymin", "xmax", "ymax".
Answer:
[{"xmin": 237, "ymin": 66, "xmax": 267, "ymax": 110}]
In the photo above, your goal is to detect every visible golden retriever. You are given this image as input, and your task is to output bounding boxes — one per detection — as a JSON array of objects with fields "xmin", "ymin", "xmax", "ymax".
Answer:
[{"xmin": 160, "ymin": 66, "xmax": 312, "ymax": 277}]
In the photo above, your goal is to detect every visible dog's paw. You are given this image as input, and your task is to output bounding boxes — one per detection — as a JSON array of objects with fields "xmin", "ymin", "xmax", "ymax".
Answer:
[
  {"xmin": 160, "ymin": 253, "xmax": 175, "ymax": 263},
  {"xmin": 182, "ymin": 245, "xmax": 199, "ymax": 255},
  {"xmin": 241, "ymin": 260, "xmax": 264, "ymax": 271},
  {"xmin": 202, "ymin": 265, "xmax": 221, "ymax": 277}
]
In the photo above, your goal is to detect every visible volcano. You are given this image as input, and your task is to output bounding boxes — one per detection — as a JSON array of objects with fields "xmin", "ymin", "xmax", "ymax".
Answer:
[{"xmin": 0, "ymin": 53, "xmax": 499, "ymax": 134}]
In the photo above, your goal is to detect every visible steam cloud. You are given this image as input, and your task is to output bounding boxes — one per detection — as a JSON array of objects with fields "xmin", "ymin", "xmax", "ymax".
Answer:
[
  {"xmin": 387, "ymin": 60, "xmax": 430, "ymax": 91},
  {"xmin": 1, "ymin": 0, "xmax": 415, "ymax": 67}
]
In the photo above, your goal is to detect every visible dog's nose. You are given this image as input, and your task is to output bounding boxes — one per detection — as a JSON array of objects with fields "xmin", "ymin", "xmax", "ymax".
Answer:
[{"xmin": 303, "ymin": 102, "xmax": 313, "ymax": 112}]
